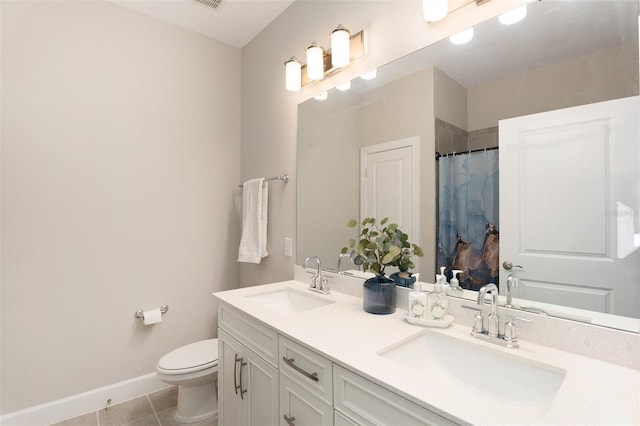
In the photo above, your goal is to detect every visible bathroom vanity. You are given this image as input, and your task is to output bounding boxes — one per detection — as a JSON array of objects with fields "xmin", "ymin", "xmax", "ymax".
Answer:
[{"xmin": 214, "ymin": 273, "xmax": 640, "ymax": 426}]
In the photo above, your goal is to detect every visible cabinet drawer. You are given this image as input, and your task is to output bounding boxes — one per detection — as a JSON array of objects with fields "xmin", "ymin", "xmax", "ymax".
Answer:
[
  {"xmin": 219, "ymin": 302, "xmax": 278, "ymax": 367},
  {"xmin": 279, "ymin": 336, "xmax": 333, "ymax": 405},
  {"xmin": 334, "ymin": 410, "xmax": 359, "ymax": 426},
  {"xmin": 333, "ymin": 365, "xmax": 458, "ymax": 426},
  {"xmin": 280, "ymin": 372, "xmax": 333, "ymax": 426}
]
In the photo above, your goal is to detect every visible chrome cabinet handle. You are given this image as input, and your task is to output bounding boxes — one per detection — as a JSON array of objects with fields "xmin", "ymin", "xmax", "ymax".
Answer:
[
  {"xmin": 283, "ymin": 414, "xmax": 296, "ymax": 426},
  {"xmin": 282, "ymin": 357, "xmax": 319, "ymax": 382},
  {"xmin": 503, "ymin": 260, "xmax": 523, "ymax": 270},
  {"xmin": 239, "ymin": 357, "xmax": 247, "ymax": 400},
  {"xmin": 233, "ymin": 354, "xmax": 239, "ymax": 395},
  {"xmin": 234, "ymin": 354, "xmax": 247, "ymax": 399}
]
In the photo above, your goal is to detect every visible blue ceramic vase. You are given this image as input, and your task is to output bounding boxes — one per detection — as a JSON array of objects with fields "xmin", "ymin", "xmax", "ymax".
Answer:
[
  {"xmin": 363, "ymin": 275, "xmax": 396, "ymax": 314},
  {"xmin": 390, "ymin": 271, "xmax": 416, "ymax": 288}
]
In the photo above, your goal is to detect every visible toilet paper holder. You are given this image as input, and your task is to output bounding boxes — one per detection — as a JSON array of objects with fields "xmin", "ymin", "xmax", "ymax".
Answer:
[{"xmin": 135, "ymin": 305, "xmax": 169, "ymax": 320}]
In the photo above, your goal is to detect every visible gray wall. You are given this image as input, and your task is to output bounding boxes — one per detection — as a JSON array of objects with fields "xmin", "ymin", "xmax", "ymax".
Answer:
[{"xmin": 1, "ymin": 1, "xmax": 241, "ymax": 413}]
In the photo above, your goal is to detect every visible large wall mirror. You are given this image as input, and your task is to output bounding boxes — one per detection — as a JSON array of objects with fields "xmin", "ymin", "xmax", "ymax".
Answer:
[{"xmin": 297, "ymin": 0, "xmax": 640, "ymax": 333}]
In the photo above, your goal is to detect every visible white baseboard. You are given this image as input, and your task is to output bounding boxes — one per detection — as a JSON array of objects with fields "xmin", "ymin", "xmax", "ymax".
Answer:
[{"xmin": 0, "ymin": 373, "xmax": 169, "ymax": 426}]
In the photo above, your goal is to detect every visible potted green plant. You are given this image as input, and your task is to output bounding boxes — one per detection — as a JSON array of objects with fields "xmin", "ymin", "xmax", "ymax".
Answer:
[
  {"xmin": 389, "ymin": 240, "xmax": 424, "ymax": 289},
  {"xmin": 341, "ymin": 217, "xmax": 423, "ymax": 314}
]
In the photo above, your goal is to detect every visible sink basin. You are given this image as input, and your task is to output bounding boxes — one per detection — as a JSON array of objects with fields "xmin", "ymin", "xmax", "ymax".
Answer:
[
  {"xmin": 378, "ymin": 330, "xmax": 566, "ymax": 405},
  {"xmin": 245, "ymin": 287, "xmax": 335, "ymax": 314}
]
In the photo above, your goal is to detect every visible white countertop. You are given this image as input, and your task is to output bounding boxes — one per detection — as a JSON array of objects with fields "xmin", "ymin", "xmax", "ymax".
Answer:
[{"xmin": 213, "ymin": 279, "xmax": 640, "ymax": 426}]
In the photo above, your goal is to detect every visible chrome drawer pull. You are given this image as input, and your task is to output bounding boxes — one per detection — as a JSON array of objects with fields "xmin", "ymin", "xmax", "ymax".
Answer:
[
  {"xmin": 234, "ymin": 354, "xmax": 247, "ymax": 399},
  {"xmin": 283, "ymin": 414, "xmax": 296, "ymax": 426},
  {"xmin": 283, "ymin": 356, "xmax": 319, "ymax": 382},
  {"xmin": 233, "ymin": 354, "xmax": 240, "ymax": 395}
]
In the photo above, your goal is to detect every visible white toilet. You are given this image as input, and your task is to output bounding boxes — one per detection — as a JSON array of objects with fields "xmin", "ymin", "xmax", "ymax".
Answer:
[{"xmin": 156, "ymin": 338, "xmax": 219, "ymax": 423}]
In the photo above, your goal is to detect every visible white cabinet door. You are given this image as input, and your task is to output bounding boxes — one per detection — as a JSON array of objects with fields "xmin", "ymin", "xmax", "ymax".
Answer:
[
  {"xmin": 219, "ymin": 330, "xmax": 246, "ymax": 426},
  {"xmin": 280, "ymin": 372, "xmax": 333, "ymax": 426},
  {"xmin": 219, "ymin": 329, "xmax": 279, "ymax": 426},
  {"xmin": 246, "ymin": 348, "xmax": 279, "ymax": 426}
]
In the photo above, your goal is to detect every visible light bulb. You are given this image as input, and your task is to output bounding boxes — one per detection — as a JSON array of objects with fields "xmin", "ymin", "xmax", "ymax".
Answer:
[
  {"xmin": 423, "ymin": 0, "xmax": 448, "ymax": 22},
  {"xmin": 360, "ymin": 69, "xmax": 378, "ymax": 80},
  {"xmin": 449, "ymin": 27, "xmax": 474, "ymax": 45},
  {"xmin": 499, "ymin": 5, "xmax": 527, "ymax": 25},
  {"xmin": 284, "ymin": 57, "xmax": 302, "ymax": 92},
  {"xmin": 306, "ymin": 42, "xmax": 325, "ymax": 81},
  {"xmin": 331, "ymin": 25, "xmax": 351, "ymax": 68},
  {"xmin": 337, "ymin": 81, "xmax": 351, "ymax": 91}
]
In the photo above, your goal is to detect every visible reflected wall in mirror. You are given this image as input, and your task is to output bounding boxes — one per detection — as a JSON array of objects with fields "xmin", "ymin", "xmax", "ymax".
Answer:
[{"xmin": 297, "ymin": 1, "xmax": 639, "ymax": 332}]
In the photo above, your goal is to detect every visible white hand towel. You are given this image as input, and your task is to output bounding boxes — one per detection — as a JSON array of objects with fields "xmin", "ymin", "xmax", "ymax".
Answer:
[{"xmin": 238, "ymin": 178, "xmax": 269, "ymax": 263}]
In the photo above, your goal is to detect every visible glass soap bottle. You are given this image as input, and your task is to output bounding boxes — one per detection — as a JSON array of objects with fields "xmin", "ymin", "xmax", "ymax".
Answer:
[
  {"xmin": 408, "ymin": 282, "xmax": 427, "ymax": 319},
  {"xmin": 429, "ymin": 274, "xmax": 449, "ymax": 320}
]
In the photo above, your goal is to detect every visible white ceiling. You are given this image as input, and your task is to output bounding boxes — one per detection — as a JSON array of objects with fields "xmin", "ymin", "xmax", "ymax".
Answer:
[{"xmin": 113, "ymin": 0, "xmax": 295, "ymax": 48}]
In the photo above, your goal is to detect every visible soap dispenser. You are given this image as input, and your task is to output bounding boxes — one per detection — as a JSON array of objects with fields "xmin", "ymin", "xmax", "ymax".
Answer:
[
  {"xmin": 429, "ymin": 274, "xmax": 449, "ymax": 320},
  {"xmin": 450, "ymin": 269, "xmax": 463, "ymax": 292},
  {"xmin": 408, "ymin": 282, "xmax": 427, "ymax": 319}
]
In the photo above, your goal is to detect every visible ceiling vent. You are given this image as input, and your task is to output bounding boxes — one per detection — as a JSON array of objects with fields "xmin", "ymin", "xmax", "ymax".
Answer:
[{"xmin": 190, "ymin": 0, "xmax": 225, "ymax": 12}]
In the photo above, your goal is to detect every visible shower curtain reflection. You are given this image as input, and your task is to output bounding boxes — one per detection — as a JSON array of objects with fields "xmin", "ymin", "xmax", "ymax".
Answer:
[{"xmin": 437, "ymin": 149, "xmax": 500, "ymax": 290}]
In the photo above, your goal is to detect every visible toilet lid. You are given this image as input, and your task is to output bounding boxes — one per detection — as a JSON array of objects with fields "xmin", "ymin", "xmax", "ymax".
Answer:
[{"xmin": 157, "ymin": 339, "xmax": 218, "ymax": 374}]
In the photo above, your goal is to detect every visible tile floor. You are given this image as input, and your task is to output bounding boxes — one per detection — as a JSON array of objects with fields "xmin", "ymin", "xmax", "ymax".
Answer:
[{"xmin": 50, "ymin": 387, "xmax": 217, "ymax": 426}]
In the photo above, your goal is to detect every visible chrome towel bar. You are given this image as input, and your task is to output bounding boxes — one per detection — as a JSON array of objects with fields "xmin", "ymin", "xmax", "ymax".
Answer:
[{"xmin": 238, "ymin": 174, "xmax": 289, "ymax": 187}]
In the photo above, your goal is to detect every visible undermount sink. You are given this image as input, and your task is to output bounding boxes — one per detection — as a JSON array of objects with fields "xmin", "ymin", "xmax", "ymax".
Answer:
[
  {"xmin": 378, "ymin": 330, "xmax": 566, "ymax": 405},
  {"xmin": 245, "ymin": 287, "xmax": 335, "ymax": 314}
]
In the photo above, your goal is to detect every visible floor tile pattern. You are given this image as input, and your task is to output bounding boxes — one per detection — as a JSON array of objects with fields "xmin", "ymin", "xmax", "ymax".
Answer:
[{"xmin": 50, "ymin": 387, "xmax": 217, "ymax": 426}]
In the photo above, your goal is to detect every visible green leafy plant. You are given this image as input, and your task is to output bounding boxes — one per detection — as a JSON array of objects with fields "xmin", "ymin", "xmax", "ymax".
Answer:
[{"xmin": 341, "ymin": 217, "xmax": 423, "ymax": 276}]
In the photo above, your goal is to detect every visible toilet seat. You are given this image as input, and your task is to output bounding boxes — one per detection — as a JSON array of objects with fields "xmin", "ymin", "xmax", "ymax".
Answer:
[{"xmin": 157, "ymin": 338, "xmax": 218, "ymax": 375}]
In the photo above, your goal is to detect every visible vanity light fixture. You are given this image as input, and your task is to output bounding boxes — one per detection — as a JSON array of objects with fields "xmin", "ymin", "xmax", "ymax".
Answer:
[
  {"xmin": 336, "ymin": 81, "xmax": 351, "ymax": 91},
  {"xmin": 449, "ymin": 27, "xmax": 474, "ymax": 44},
  {"xmin": 284, "ymin": 27, "xmax": 365, "ymax": 91},
  {"xmin": 424, "ymin": 0, "xmax": 491, "ymax": 23},
  {"xmin": 285, "ymin": 57, "xmax": 302, "ymax": 92},
  {"xmin": 423, "ymin": 0, "xmax": 448, "ymax": 22},
  {"xmin": 499, "ymin": 4, "xmax": 527, "ymax": 25},
  {"xmin": 306, "ymin": 42, "xmax": 325, "ymax": 81},
  {"xmin": 360, "ymin": 69, "xmax": 378, "ymax": 80},
  {"xmin": 331, "ymin": 25, "xmax": 351, "ymax": 67}
]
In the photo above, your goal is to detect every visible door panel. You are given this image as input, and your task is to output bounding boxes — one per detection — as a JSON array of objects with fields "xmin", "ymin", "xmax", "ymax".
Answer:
[
  {"xmin": 519, "ymin": 120, "xmax": 609, "ymax": 256},
  {"xmin": 499, "ymin": 96, "xmax": 640, "ymax": 316},
  {"xmin": 247, "ymin": 352, "xmax": 279, "ymax": 426},
  {"xmin": 361, "ymin": 136, "xmax": 420, "ymax": 247}
]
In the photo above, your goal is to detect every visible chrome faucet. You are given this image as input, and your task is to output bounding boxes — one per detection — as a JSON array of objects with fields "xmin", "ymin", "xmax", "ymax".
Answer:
[
  {"xmin": 471, "ymin": 283, "xmax": 532, "ymax": 348},
  {"xmin": 303, "ymin": 256, "xmax": 330, "ymax": 294},
  {"xmin": 337, "ymin": 253, "xmax": 351, "ymax": 274},
  {"xmin": 505, "ymin": 273, "xmax": 519, "ymax": 308},
  {"xmin": 477, "ymin": 283, "xmax": 500, "ymax": 337}
]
